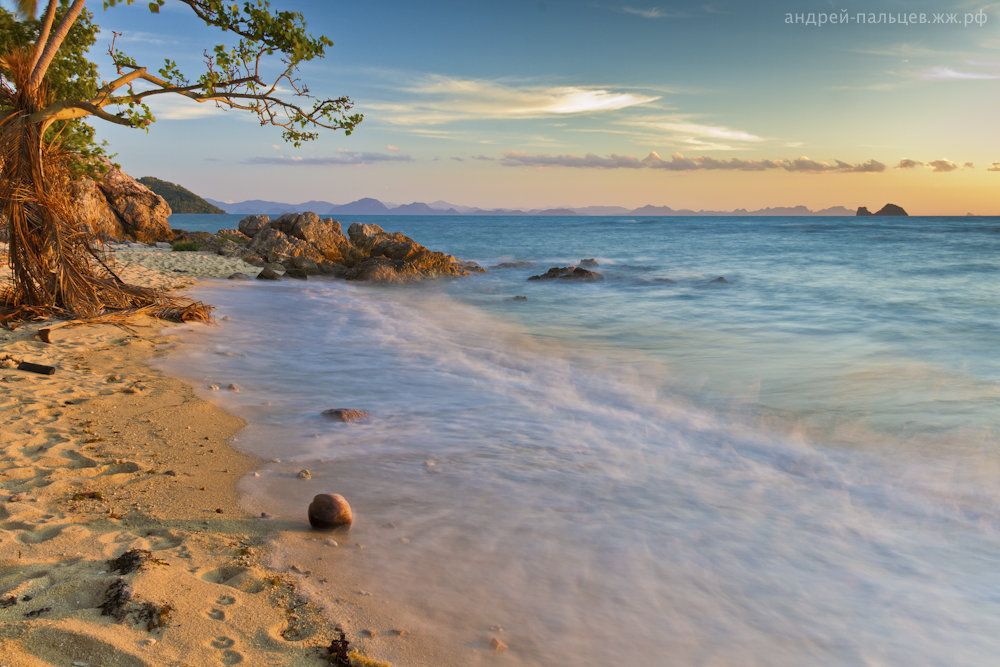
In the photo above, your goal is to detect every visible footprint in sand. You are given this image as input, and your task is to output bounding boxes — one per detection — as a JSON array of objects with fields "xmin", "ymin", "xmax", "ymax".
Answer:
[
  {"xmin": 208, "ymin": 608, "xmax": 226, "ymax": 620},
  {"xmin": 209, "ymin": 636, "xmax": 244, "ymax": 664}
]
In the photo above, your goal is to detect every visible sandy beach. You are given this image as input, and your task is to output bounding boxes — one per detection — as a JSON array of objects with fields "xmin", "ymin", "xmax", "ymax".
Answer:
[{"xmin": 0, "ymin": 245, "xmax": 454, "ymax": 666}]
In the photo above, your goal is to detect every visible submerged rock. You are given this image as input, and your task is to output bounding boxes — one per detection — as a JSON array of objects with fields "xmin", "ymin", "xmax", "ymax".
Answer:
[
  {"xmin": 322, "ymin": 408, "xmax": 370, "ymax": 423},
  {"xmin": 578, "ymin": 258, "xmax": 599, "ymax": 267},
  {"xmin": 308, "ymin": 493, "xmax": 352, "ymax": 529},
  {"xmin": 528, "ymin": 266, "xmax": 604, "ymax": 281}
]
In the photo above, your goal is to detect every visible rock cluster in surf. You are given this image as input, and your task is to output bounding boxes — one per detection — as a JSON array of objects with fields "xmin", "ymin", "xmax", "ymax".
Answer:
[{"xmin": 194, "ymin": 213, "xmax": 484, "ymax": 283}]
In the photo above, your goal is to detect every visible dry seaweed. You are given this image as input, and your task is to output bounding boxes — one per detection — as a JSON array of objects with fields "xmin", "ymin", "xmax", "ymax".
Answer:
[
  {"xmin": 99, "ymin": 578, "xmax": 132, "ymax": 621},
  {"xmin": 106, "ymin": 548, "xmax": 165, "ymax": 574},
  {"xmin": 136, "ymin": 601, "xmax": 173, "ymax": 631},
  {"xmin": 324, "ymin": 629, "xmax": 351, "ymax": 666}
]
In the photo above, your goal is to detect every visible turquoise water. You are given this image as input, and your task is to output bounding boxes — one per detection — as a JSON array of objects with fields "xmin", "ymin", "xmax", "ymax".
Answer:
[{"xmin": 165, "ymin": 215, "xmax": 1000, "ymax": 665}]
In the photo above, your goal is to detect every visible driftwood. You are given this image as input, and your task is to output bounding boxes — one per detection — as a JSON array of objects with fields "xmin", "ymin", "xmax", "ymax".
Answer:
[{"xmin": 16, "ymin": 360, "xmax": 54, "ymax": 375}]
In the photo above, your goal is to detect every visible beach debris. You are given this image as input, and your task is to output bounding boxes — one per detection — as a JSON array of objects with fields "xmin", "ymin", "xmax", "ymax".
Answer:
[
  {"xmin": 527, "ymin": 266, "xmax": 603, "ymax": 281},
  {"xmin": 99, "ymin": 579, "xmax": 133, "ymax": 621},
  {"xmin": 393, "ymin": 629, "xmax": 407, "ymax": 637},
  {"xmin": 71, "ymin": 490, "xmax": 104, "ymax": 501},
  {"xmin": 107, "ymin": 549, "xmax": 164, "ymax": 575},
  {"xmin": 15, "ymin": 360, "xmax": 55, "ymax": 375},
  {"xmin": 324, "ymin": 629, "xmax": 352, "ymax": 666},
  {"xmin": 309, "ymin": 493, "xmax": 353, "ymax": 529},
  {"xmin": 137, "ymin": 601, "xmax": 173, "ymax": 631},
  {"xmin": 0, "ymin": 597, "xmax": 17, "ymax": 608},
  {"xmin": 361, "ymin": 628, "xmax": 376, "ymax": 638},
  {"xmin": 24, "ymin": 606, "xmax": 52, "ymax": 618},
  {"xmin": 490, "ymin": 624, "xmax": 504, "ymax": 632},
  {"xmin": 321, "ymin": 408, "xmax": 370, "ymax": 423},
  {"xmin": 490, "ymin": 637, "xmax": 508, "ymax": 653},
  {"xmin": 297, "ymin": 469, "xmax": 312, "ymax": 480}
]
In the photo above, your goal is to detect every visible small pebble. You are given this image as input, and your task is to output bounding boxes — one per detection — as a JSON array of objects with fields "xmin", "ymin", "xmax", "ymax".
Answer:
[
  {"xmin": 393, "ymin": 629, "xmax": 408, "ymax": 637},
  {"xmin": 253, "ymin": 472, "xmax": 261, "ymax": 477},
  {"xmin": 324, "ymin": 539, "xmax": 338, "ymax": 547},
  {"xmin": 260, "ymin": 512, "xmax": 272, "ymax": 519},
  {"xmin": 215, "ymin": 508, "xmax": 224, "ymax": 513},
  {"xmin": 227, "ymin": 383, "xmax": 240, "ymax": 392},
  {"xmin": 297, "ymin": 469, "xmax": 311, "ymax": 480},
  {"xmin": 362, "ymin": 629, "xmax": 376, "ymax": 638},
  {"xmin": 491, "ymin": 637, "xmax": 508, "ymax": 652},
  {"xmin": 490, "ymin": 624, "xmax": 504, "ymax": 632},
  {"xmin": 208, "ymin": 384, "xmax": 219, "ymax": 391}
]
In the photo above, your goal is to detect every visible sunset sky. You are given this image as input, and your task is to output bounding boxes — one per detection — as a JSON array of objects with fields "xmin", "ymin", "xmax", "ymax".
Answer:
[{"xmin": 82, "ymin": 0, "xmax": 1000, "ymax": 213}]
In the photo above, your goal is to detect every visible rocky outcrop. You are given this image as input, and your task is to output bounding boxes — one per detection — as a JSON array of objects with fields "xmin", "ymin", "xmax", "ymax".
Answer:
[
  {"xmin": 71, "ymin": 159, "xmax": 172, "ymax": 242},
  {"xmin": 528, "ymin": 266, "xmax": 604, "ymax": 281},
  {"xmin": 229, "ymin": 213, "xmax": 483, "ymax": 282},
  {"xmin": 857, "ymin": 203, "xmax": 908, "ymax": 216}
]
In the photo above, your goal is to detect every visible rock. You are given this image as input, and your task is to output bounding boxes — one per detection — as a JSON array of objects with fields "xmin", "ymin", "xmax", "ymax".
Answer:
[
  {"xmin": 284, "ymin": 255, "xmax": 321, "ymax": 275},
  {"xmin": 578, "ymin": 258, "xmax": 599, "ymax": 267},
  {"xmin": 153, "ymin": 241, "xmax": 171, "ymax": 249},
  {"xmin": 284, "ymin": 267, "xmax": 309, "ymax": 280},
  {"xmin": 297, "ymin": 469, "xmax": 312, "ymax": 480},
  {"xmin": 238, "ymin": 215, "xmax": 270, "ymax": 237},
  {"xmin": 71, "ymin": 159, "xmax": 172, "ymax": 242},
  {"xmin": 508, "ymin": 295, "xmax": 528, "ymax": 301},
  {"xmin": 490, "ymin": 637, "xmax": 508, "ymax": 652},
  {"xmin": 227, "ymin": 273, "xmax": 253, "ymax": 280},
  {"xmin": 256, "ymin": 267, "xmax": 282, "ymax": 281},
  {"xmin": 322, "ymin": 408, "xmax": 370, "ymax": 423},
  {"xmin": 490, "ymin": 261, "xmax": 533, "ymax": 269},
  {"xmin": 527, "ymin": 266, "xmax": 604, "ymax": 281},
  {"xmin": 874, "ymin": 203, "xmax": 908, "ymax": 216},
  {"xmin": 227, "ymin": 383, "xmax": 240, "ymax": 392},
  {"xmin": 857, "ymin": 203, "xmax": 908, "ymax": 216},
  {"xmin": 308, "ymin": 493, "xmax": 353, "ymax": 529},
  {"xmin": 709, "ymin": 276, "xmax": 728, "ymax": 284}
]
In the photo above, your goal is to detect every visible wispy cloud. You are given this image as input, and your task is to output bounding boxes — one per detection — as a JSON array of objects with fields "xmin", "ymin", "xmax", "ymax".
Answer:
[
  {"xmin": 988, "ymin": 162, "xmax": 1000, "ymax": 171},
  {"xmin": 142, "ymin": 95, "xmax": 228, "ymax": 120},
  {"xmin": 247, "ymin": 150, "xmax": 412, "ymax": 166},
  {"xmin": 500, "ymin": 151, "xmax": 886, "ymax": 173},
  {"xmin": 920, "ymin": 65, "xmax": 1000, "ymax": 80},
  {"xmin": 618, "ymin": 117, "xmax": 764, "ymax": 150},
  {"xmin": 896, "ymin": 159, "xmax": 923, "ymax": 168},
  {"xmin": 621, "ymin": 6, "xmax": 671, "ymax": 19},
  {"xmin": 369, "ymin": 76, "xmax": 659, "ymax": 126}
]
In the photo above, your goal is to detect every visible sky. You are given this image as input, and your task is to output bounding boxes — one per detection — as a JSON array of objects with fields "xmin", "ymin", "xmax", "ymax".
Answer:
[{"xmin": 42, "ymin": 0, "xmax": 1000, "ymax": 212}]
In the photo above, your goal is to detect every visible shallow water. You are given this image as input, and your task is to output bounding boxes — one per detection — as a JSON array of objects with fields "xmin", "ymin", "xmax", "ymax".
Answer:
[{"xmin": 162, "ymin": 215, "xmax": 1000, "ymax": 664}]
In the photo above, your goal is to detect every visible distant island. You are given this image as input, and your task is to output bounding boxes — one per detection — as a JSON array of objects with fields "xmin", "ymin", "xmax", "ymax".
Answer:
[
  {"xmin": 856, "ymin": 203, "xmax": 908, "ymax": 216},
  {"xmin": 139, "ymin": 177, "xmax": 225, "ymax": 214},
  {"xmin": 200, "ymin": 195, "xmax": 857, "ymax": 217}
]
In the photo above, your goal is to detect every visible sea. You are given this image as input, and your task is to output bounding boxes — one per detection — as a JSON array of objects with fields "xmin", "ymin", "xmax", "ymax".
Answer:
[{"xmin": 161, "ymin": 213, "xmax": 1000, "ymax": 665}]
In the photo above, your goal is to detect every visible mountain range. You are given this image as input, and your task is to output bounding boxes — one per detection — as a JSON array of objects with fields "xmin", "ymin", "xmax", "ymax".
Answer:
[{"xmin": 203, "ymin": 196, "xmax": 855, "ymax": 217}]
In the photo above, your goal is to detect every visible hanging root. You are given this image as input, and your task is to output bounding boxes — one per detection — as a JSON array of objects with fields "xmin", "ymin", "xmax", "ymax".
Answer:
[{"xmin": 0, "ymin": 47, "xmax": 210, "ymax": 327}]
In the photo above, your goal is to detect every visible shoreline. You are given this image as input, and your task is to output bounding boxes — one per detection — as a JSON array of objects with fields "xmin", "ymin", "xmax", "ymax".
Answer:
[{"xmin": 0, "ymin": 247, "xmax": 442, "ymax": 665}]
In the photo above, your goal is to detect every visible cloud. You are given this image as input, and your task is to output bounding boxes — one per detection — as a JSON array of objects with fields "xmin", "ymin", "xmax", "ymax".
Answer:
[
  {"xmin": 614, "ymin": 117, "xmax": 765, "ymax": 151},
  {"xmin": 621, "ymin": 6, "xmax": 669, "ymax": 19},
  {"xmin": 927, "ymin": 159, "xmax": 959, "ymax": 172},
  {"xmin": 370, "ymin": 76, "xmax": 659, "ymax": 125},
  {"xmin": 501, "ymin": 151, "xmax": 886, "ymax": 173},
  {"xmin": 920, "ymin": 66, "xmax": 1000, "ymax": 80},
  {"xmin": 142, "ymin": 95, "xmax": 227, "ymax": 120},
  {"xmin": 247, "ymin": 150, "xmax": 412, "ymax": 166},
  {"xmin": 896, "ymin": 158, "xmax": 923, "ymax": 168},
  {"xmin": 989, "ymin": 162, "xmax": 1000, "ymax": 172},
  {"xmin": 386, "ymin": 144, "xmax": 401, "ymax": 151},
  {"xmin": 963, "ymin": 161, "xmax": 975, "ymax": 168}
]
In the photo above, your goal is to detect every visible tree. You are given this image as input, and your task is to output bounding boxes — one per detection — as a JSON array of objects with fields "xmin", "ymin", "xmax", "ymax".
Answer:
[{"xmin": 0, "ymin": 0, "xmax": 361, "ymax": 322}]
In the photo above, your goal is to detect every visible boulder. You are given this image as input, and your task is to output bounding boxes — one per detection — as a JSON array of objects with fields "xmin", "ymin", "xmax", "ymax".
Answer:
[
  {"xmin": 308, "ymin": 493, "xmax": 353, "ymax": 529},
  {"xmin": 256, "ymin": 267, "xmax": 282, "ymax": 280},
  {"xmin": 69, "ymin": 159, "xmax": 172, "ymax": 242},
  {"xmin": 528, "ymin": 266, "xmax": 604, "ymax": 281},
  {"xmin": 238, "ymin": 214, "xmax": 270, "ymax": 237}
]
